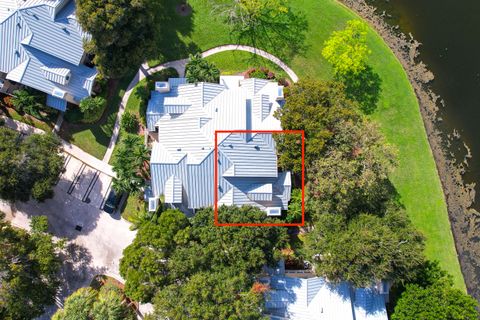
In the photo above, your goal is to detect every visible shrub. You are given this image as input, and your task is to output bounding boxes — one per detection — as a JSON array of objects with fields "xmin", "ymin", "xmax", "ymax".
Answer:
[
  {"xmin": 10, "ymin": 89, "xmax": 47, "ymax": 118},
  {"xmin": 121, "ymin": 112, "xmax": 139, "ymax": 133},
  {"xmin": 79, "ymin": 96, "xmax": 106, "ymax": 123},
  {"xmin": 185, "ymin": 53, "xmax": 220, "ymax": 83}
]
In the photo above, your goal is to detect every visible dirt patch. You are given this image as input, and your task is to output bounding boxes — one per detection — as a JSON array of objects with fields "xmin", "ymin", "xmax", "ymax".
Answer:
[{"xmin": 340, "ymin": 0, "xmax": 480, "ymax": 300}]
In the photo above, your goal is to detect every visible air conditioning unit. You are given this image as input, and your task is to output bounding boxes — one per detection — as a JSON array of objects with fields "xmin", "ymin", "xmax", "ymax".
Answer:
[{"xmin": 155, "ymin": 81, "xmax": 170, "ymax": 93}]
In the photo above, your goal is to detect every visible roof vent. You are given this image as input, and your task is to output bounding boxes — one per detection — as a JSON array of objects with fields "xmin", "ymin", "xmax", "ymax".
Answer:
[
  {"xmin": 254, "ymin": 145, "xmax": 260, "ymax": 150},
  {"xmin": 16, "ymin": 22, "xmax": 21, "ymax": 29},
  {"xmin": 177, "ymin": 148, "xmax": 182, "ymax": 152},
  {"xmin": 62, "ymin": 27, "xmax": 70, "ymax": 35}
]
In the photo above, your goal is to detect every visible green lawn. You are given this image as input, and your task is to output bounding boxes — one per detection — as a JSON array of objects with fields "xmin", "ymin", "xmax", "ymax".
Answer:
[
  {"xmin": 204, "ymin": 51, "xmax": 289, "ymax": 80},
  {"xmin": 147, "ymin": 0, "xmax": 464, "ymax": 289},
  {"xmin": 59, "ymin": 74, "xmax": 134, "ymax": 159}
]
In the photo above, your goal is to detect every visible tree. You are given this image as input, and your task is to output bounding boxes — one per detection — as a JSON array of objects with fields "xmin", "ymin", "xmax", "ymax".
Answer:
[
  {"xmin": 112, "ymin": 134, "xmax": 149, "ymax": 194},
  {"xmin": 120, "ymin": 206, "xmax": 287, "ymax": 303},
  {"xmin": 152, "ymin": 270, "xmax": 267, "ymax": 320},
  {"xmin": 307, "ymin": 119, "xmax": 396, "ymax": 218},
  {"xmin": 216, "ymin": 0, "xmax": 308, "ymax": 59},
  {"xmin": 305, "ymin": 209, "xmax": 424, "ymax": 287},
  {"xmin": 285, "ymin": 188, "xmax": 302, "ymax": 223},
  {"xmin": 392, "ymin": 279, "xmax": 478, "ymax": 320},
  {"xmin": 79, "ymin": 96, "xmax": 106, "ymax": 123},
  {"xmin": 185, "ymin": 53, "xmax": 220, "ymax": 84},
  {"xmin": 52, "ymin": 285, "xmax": 135, "ymax": 320},
  {"xmin": 120, "ymin": 209, "xmax": 189, "ymax": 302},
  {"xmin": 322, "ymin": 20, "xmax": 371, "ymax": 77},
  {"xmin": 52, "ymin": 287, "xmax": 97, "ymax": 320},
  {"xmin": 0, "ymin": 128, "xmax": 64, "ymax": 202},
  {"xmin": 0, "ymin": 214, "xmax": 62, "ymax": 319},
  {"xmin": 120, "ymin": 112, "xmax": 139, "ymax": 133},
  {"xmin": 77, "ymin": 0, "xmax": 163, "ymax": 78},
  {"xmin": 10, "ymin": 89, "xmax": 47, "ymax": 118},
  {"xmin": 274, "ymin": 79, "xmax": 361, "ymax": 174}
]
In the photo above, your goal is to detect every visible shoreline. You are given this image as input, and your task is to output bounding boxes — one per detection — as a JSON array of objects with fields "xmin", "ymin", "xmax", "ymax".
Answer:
[{"xmin": 339, "ymin": 0, "xmax": 479, "ymax": 299}]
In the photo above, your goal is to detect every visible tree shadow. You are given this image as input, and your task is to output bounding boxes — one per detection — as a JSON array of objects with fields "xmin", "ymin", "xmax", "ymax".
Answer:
[
  {"xmin": 149, "ymin": 0, "xmax": 200, "ymax": 66},
  {"xmin": 230, "ymin": 7, "xmax": 309, "ymax": 62},
  {"xmin": 339, "ymin": 66, "xmax": 382, "ymax": 115}
]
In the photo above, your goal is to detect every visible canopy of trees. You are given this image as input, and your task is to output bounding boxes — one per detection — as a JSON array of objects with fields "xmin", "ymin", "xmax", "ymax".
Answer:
[
  {"xmin": 0, "ymin": 214, "xmax": 62, "ymax": 319},
  {"xmin": 77, "ymin": 0, "xmax": 163, "ymax": 77},
  {"xmin": 185, "ymin": 53, "xmax": 220, "ymax": 84},
  {"xmin": 0, "ymin": 128, "xmax": 64, "ymax": 202},
  {"xmin": 112, "ymin": 134, "xmax": 149, "ymax": 194},
  {"xmin": 307, "ymin": 119, "xmax": 396, "ymax": 218},
  {"xmin": 306, "ymin": 209, "xmax": 424, "ymax": 287},
  {"xmin": 120, "ymin": 206, "xmax": 286, "ymax": 319},
  {"xmin": 274, "ymin": 79, "xmax": 360, "ymax": 174},
  {"xmin": 152, "ymin": 270, "xmax": 267, "ymax": 320},
  {"xmin": 52, "ymin": 284, "xmax": 135, "ymax": 320},
  {"xmin": 392, "ymin": 276, "xmax": 478, "ymax": 320}
]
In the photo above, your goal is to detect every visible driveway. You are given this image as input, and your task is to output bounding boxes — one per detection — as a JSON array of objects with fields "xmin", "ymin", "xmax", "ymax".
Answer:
[{"xmin": 0, "ymin": 154, "xmax": 136, "ymax": 318}]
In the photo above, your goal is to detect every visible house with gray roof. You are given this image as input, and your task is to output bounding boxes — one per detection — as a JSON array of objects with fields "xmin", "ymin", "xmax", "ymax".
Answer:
[
  {"xmin": 262, "ymin": 261, "xmax": 389, "ymax": 320},
  {"xmin": 146, "ymin": 76, "xmax": 291, "ymax": 215},
  {"xmin": 0, "ymin": 0, "xmax": 97, "ymax": 111}
]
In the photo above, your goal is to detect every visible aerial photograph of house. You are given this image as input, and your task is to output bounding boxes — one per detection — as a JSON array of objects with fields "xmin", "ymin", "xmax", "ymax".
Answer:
[
  {"xmin": 146, "ymin": 76, "xmax": 291, "ymax": 215},
  {"xmin": 0, "ymin": 0, "xmax": 478, "ymax": 319}
]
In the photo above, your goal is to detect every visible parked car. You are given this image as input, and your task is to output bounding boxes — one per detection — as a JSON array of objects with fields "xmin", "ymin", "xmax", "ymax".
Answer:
[{"xmin": 103, "ymin": 189, "xmax": 122, "ymax": 214}]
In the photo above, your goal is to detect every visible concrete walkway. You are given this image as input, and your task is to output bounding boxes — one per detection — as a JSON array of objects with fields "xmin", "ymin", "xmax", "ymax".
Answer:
[
  {"xmin": 101, "ymin": 44, "xmax": 299, "ymax": 164},
  {"xmin": 2, "ymin": 116, "xmax": 115, "ymax": 177}
]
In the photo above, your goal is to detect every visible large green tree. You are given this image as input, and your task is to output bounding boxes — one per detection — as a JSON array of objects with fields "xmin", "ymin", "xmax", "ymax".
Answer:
[
  {"xmin": 392, "ymin": 279, "xmax": 478, "ymax": 320},
  {"xmin": 119, "ymin": 209, "xmax": 189, "ymax": 302},
  {"xmin": 305, "ymin": 209, "xmax": 424, "ymax": 287},
  {"xmin": 120, "ymin": 206, "xmax": 287, "ymax": 305},
  {"xmin": 77, "ymin": 0, "xmax": 163, "ymax": 77},
  {"xmin": 307, "ymin": 119, "xmax": 396, "ymax": 218},
  {"xmin": 52, "ymin": 285, "xmax": 135, "ymax": 320},
  {"xmin": 322, "ymin": 20, "xmax": 371, "ymax": 77},
  {"xmin": 0, "ymin": 128, "xmax": 64, "ymax": 202},
  {"xmin": 274, "ymin": 79, "xmax": 360, "ymax": 174},
  {"xmin": 0, "ymin": 214, "xmax": 62, "ymax": 320},
  {"xmin": 152, "ymin": 270, "xmax": 267, "ymax": 320}
]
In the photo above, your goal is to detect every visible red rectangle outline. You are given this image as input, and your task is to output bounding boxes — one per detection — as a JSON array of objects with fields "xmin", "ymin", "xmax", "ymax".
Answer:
[{"xmin": 214, "ymin": 130, "xmax": 305, "ymax": 227}]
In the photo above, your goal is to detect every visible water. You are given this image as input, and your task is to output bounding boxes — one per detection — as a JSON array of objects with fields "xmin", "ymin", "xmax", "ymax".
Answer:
[{"xmin": 366, "ymin": 0, "xmax": 480, "ymax": 206}]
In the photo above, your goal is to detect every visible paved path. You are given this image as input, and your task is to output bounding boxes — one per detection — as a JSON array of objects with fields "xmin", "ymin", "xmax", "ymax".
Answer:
[
  {"xmin": 101, "ymin": 44, "xmax": 299, "ymax": 164},
  {"xmin": 2, "ymin": 116, "xmax": 115, "ymax": 177}
]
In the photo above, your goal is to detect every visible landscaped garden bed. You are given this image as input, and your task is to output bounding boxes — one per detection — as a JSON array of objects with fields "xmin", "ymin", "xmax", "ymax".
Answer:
[
  {"xmin": 0, "ymin": 93, "xmax": 58, "ymax": 132},
  {"xmin": 59, "ymin": 73, "xmax": 135, "ymax": 159}
]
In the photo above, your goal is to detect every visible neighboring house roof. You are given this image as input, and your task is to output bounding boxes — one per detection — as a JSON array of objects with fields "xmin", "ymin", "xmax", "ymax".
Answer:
[
  {"xmin": 263, "ymin": 262, "xmax": 389, "ymax": 320},
  {"xmin": 0, "ymin": 0, "xmax": 97, "ymax": 110},
  {"xmin": 148, "ymin": 76, "xmax": 291, "ymax": 211}
]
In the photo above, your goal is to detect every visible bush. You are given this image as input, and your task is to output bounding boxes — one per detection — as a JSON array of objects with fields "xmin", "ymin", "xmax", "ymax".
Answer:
[
  {"xmin": 121, "ymin": 112, "xmax": 139, "ymax": 133},
  {"xmin": 10, "ymin": 89, "xmax": 50, "ymax": 119},
  {"xmin": 79, "ymin": 96, "xmax": 106, "ymax": 123},
  {"xmin": 185, "ymin": 53, "xmax": 220, "ymax": 83}
]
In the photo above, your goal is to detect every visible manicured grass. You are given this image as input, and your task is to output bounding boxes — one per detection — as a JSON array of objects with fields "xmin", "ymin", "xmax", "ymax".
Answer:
[
  {"xmin": 121, "ymin": 193, "xmax": 147, "ymax": 223},
  {"xmin": 59, "ymin": 73, "xmax": 135, "ymax": 159},
  {"xmin": 205, "ymin": 51, "xmax": 289, "ymax": 79},
  {"xmin": 150, "ymin": 0, "xmax": 464, "ymax": 289}
]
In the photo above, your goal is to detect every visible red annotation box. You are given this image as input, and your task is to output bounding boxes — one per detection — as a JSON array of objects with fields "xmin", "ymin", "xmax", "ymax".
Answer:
[{"xmin": 214, "ymin": 130, "xmax": 305, "ymax": 227}]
